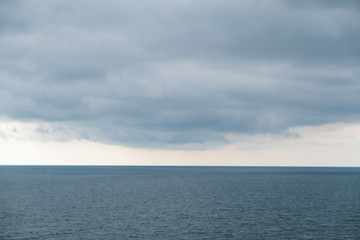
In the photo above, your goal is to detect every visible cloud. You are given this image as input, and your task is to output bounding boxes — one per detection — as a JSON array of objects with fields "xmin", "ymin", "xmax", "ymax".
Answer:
[{"xmin": 1, "ymin": 0, "xmax": 360, "ymax": 148}]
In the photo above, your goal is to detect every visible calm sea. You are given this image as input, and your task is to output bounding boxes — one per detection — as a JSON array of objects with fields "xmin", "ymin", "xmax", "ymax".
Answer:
[{"xmin": 1, "ymin": 166, "xmax": 360, "ymax": 239}]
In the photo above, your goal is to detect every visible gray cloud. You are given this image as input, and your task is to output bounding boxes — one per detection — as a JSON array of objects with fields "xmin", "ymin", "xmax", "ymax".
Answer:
[{"xmin": 1, "ymin": 0, "xmax": 360, "ymax": 148}]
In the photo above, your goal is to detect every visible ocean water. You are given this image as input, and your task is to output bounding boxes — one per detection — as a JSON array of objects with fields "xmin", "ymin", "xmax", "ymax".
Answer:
[{"xmin": 1, "ymin": 166, "xmax": 360, "ymax": 239}]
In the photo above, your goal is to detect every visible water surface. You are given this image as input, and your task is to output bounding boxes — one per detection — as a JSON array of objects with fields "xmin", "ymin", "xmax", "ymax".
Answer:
[{"xmin": 1, "ymin": 166, "xmax": 360, "ymax": 239}]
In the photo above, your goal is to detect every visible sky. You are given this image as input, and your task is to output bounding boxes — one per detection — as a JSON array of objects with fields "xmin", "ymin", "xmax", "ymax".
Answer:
[{"xmin": 1, "ymin": 0, "xmax": 360, "ymax": 166}]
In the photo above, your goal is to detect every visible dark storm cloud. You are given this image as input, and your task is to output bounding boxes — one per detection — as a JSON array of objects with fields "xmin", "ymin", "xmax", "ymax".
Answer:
[{"xmin": 1, "ymin": 0, "xmax": 360, "ymax": 148}]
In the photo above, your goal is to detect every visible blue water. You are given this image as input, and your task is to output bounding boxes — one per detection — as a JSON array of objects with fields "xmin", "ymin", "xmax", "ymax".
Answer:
[{"xmin": 1, "ymin": 166, "xmax": 360, "ymax": 239}]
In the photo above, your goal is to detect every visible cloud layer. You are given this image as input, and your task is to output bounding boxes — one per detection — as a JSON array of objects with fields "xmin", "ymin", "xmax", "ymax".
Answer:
[{"xmin": 1, "ymin": 0, "xmax": 360, "ymax": 148}]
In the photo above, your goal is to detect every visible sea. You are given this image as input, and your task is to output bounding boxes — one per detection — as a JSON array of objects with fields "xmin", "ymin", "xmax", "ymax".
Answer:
[{"xmin": 0, "ymin": 166, "xmax": 359, "ymax": 239}]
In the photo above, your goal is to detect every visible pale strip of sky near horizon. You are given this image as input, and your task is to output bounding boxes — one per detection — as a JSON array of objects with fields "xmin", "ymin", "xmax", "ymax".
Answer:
[{"xmin": 1, "ymin": 121, "xmax": 359, "ymax": 167}]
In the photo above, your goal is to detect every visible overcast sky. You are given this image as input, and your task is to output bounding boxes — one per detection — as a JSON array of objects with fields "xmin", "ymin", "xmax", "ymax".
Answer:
[{"xmin": 1, "ymin": 0, "xmax": 360, "ymax": 165}]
